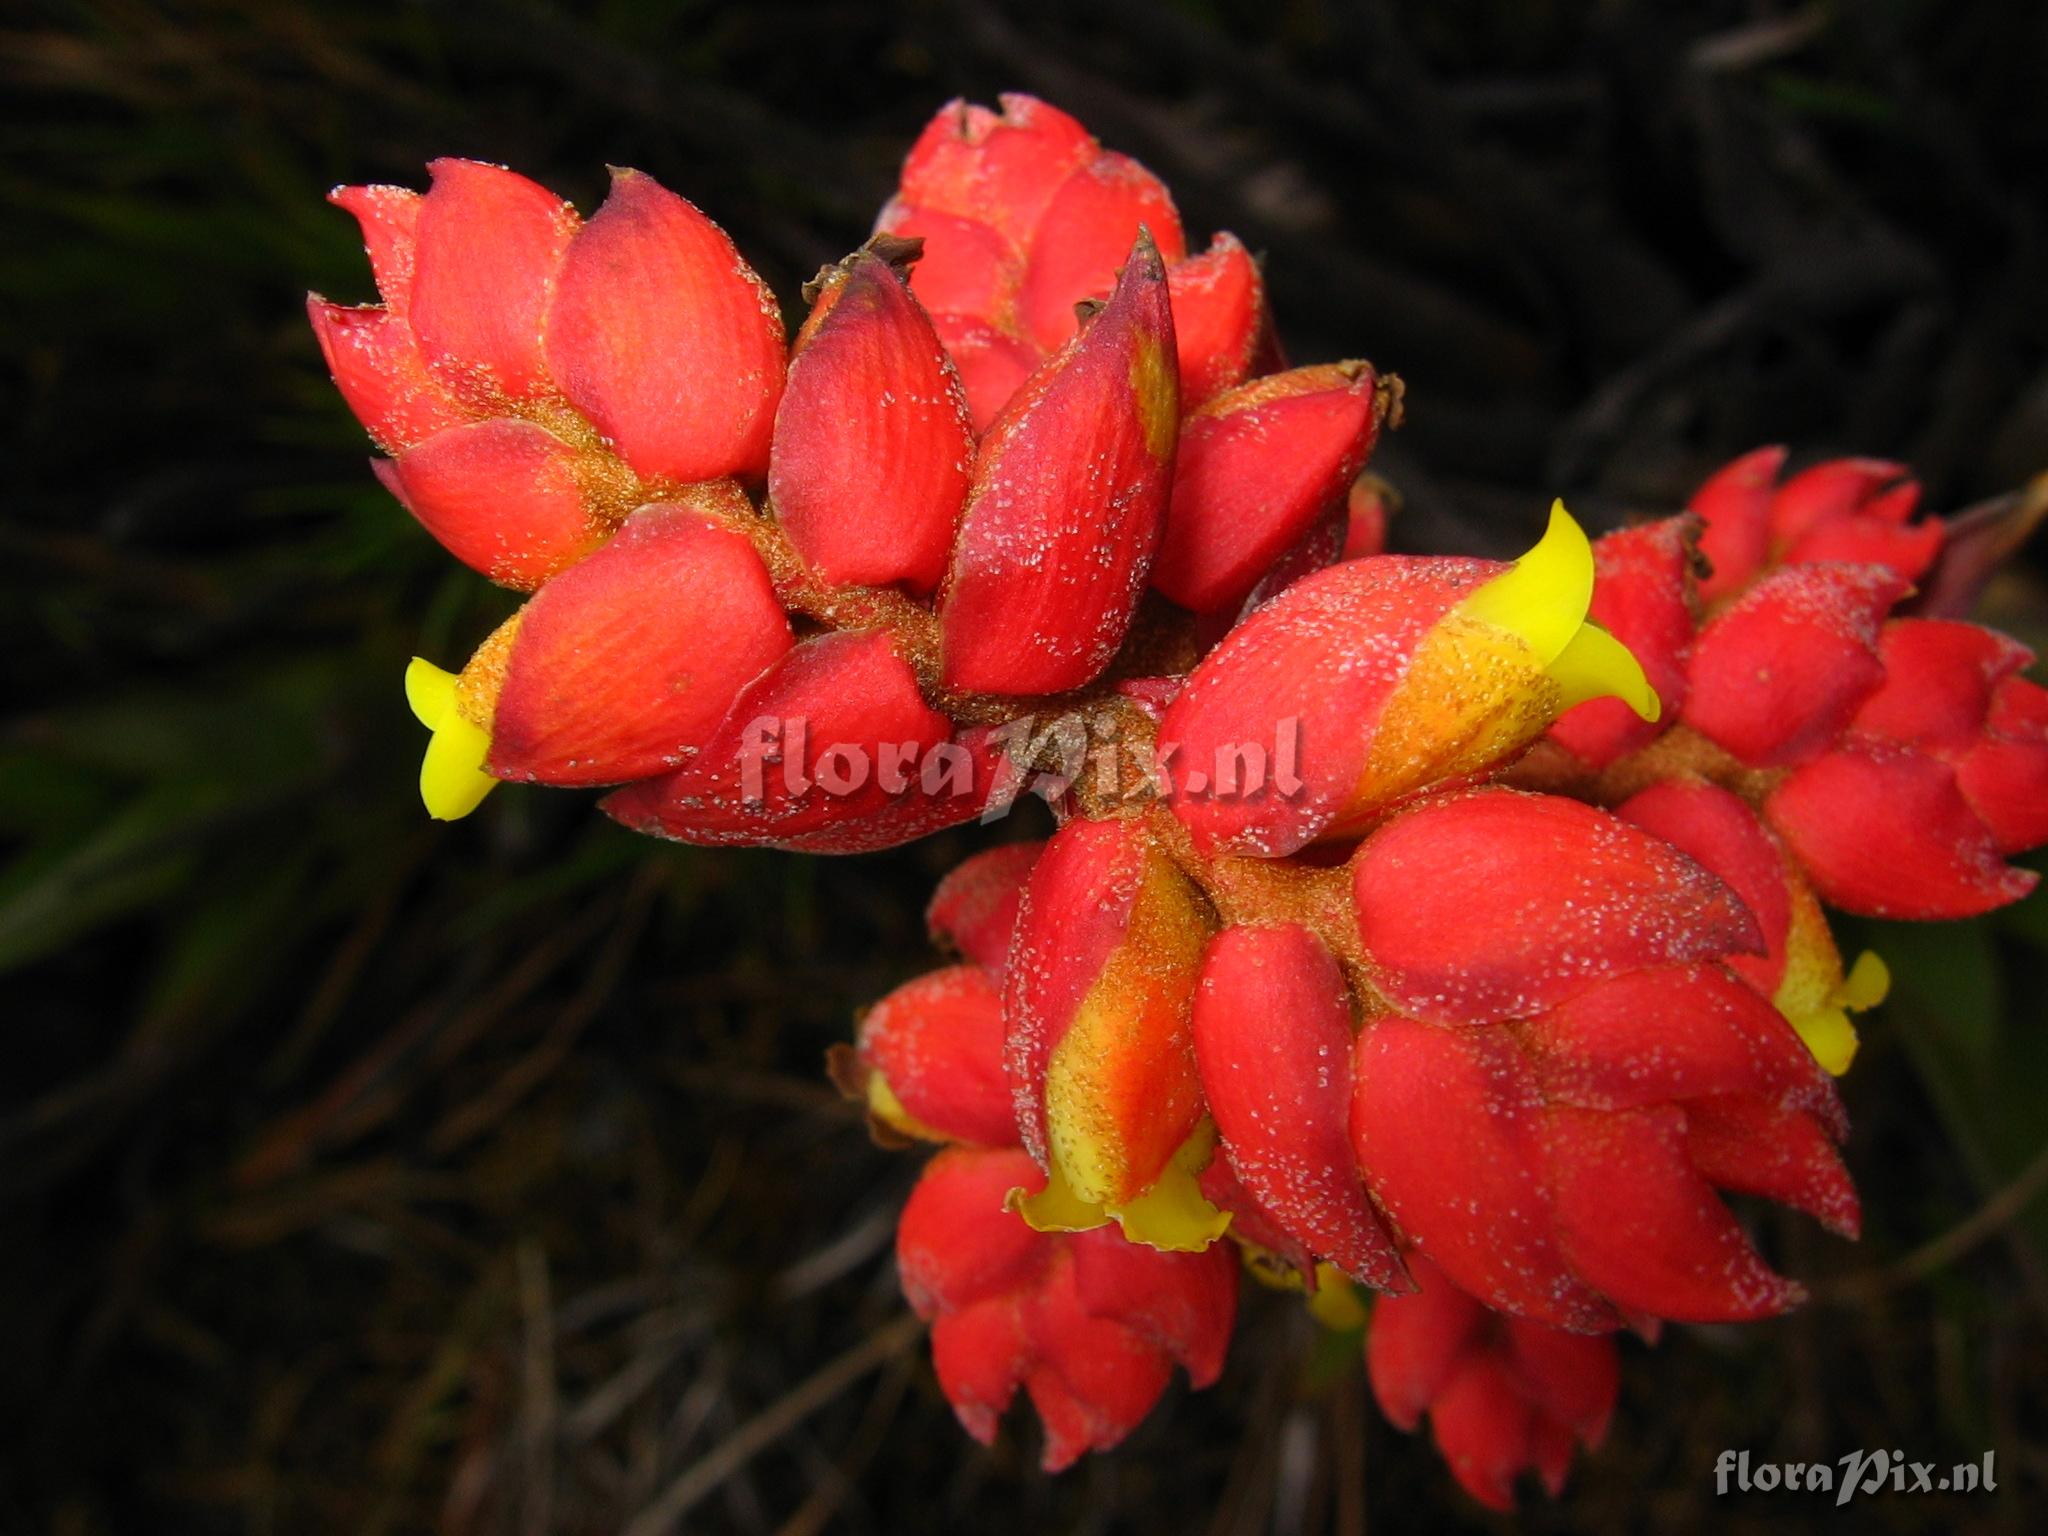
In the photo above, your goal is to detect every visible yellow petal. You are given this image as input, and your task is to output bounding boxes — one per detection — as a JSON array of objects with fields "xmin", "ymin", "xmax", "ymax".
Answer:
[
  {"xmin": 419, "ymin": 710, "xmax": 497, "ymax": 821},
  {"xmin": 1455, "ymin": 499, "xmax": 1595, "ymax": 664},
  {"xmin": 1547, "ymin": 619, "xmax": 1661, "ymax": 721},
  {"xmin": 1008, "ymin": 1156, "xmax": 1112, "ymax": 1235},
  {"xmin": 405, "ymin": 655, "xmax": 461, "ymax": 728},
  {"xmin": 1837, "ymin": 949, "xmax": 1890, "ymax": 1011},
  {"xmin": 1791, "ymin": 1006, "xmax": 1860, "ymax": 1077},
  {"xmin": 1012, "ymin": 1123, "xmax": 1231, "ymax": 1253},
  {"xmin": 1305, "ymin": 1263, "xmax": 1369, "ymax": 1331},
  {"xmin": 1107, "ymin": 1125, "xmax": 1233, "ymax": 1252}
]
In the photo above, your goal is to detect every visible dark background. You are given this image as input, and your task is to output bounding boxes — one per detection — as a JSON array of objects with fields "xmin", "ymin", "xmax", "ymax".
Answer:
[{"xmin": 5, "ymin": 1, "xmax": 2047, "ymax": 1531}]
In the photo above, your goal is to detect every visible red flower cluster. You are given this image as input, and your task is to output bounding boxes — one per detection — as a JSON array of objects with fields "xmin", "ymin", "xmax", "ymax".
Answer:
[{"xmin": 313, "ymin": 95, "xmax": 2046, "ymax": 1509}]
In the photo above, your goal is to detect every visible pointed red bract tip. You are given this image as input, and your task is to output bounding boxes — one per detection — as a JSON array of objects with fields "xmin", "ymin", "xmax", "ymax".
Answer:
[
  {"xmin": 307, "ymin": 297, "xmax": 472, "ymax": 455},
  {"xmin": 1166, "ymin": 233, "xmax": 1265, "ymax": 407},
  {"xmin": 327, "ymin": 183, "xmax": 422, "ymax": 312},
  {"xmin": 771, "ymin": 251, "xmax": 973, "ymax": 593},
  {"xmin": 939, "ymin": 235, "xmax": 1179, "ymax": 695},
  {"xmin": 545, "ymin": 167, "xmax": 786, "ymax": 486},
  {"xmin": 409, "ymin": 158, "xmax": 577, "ymax": 404}
]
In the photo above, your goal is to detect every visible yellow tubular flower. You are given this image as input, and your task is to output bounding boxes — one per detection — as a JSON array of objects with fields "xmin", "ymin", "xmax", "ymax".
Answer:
[
  {"xmin": 1456, "ymin": 501, "xmax": 1662, "ymax": 722},
  {"xmin": 1012, "ymin": 1122, "xmax": 1233, "ymax": 1253},
  {"xmin": 1783, "ymin": 949, "xmax": 1889, "ymax": 1077},
  {"xmin": 405, "ymin": 657, "xmax": 497, "ymax": 821}
]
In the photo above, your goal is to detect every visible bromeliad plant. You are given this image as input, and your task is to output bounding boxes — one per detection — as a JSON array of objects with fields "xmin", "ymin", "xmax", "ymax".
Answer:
[{"xmin": 311, "ymin": 95, "xmax": 2048, "ymax": 1510}]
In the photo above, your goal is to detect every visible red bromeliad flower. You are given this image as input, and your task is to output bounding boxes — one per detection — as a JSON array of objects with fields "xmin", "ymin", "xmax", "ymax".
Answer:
[{"xmin": 313, "ymin": 94, "xmax": 2045, "ymax": 1509}]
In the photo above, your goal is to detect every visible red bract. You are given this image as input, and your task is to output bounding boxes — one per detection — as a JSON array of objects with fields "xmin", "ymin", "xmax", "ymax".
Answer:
[
  {"xmin": 1003, "ymin": 816, "xmax": 1220, "ymax": 1247},
  {"xmin": 1618, "ymin": 779, "xmax": 1884, "ymax": 1074},
  {"xmin": 1347, "ymin": 789, "xmax": 1849, "ymax": 1328},
  {"xmin": 879, "ymin": 94, "xmax": 1266, "ymax": 427},
  {"xmin": 938, "ymin": 233, "xmax": 1179, "ymax": 695},
  {"xmin": 898, "ymin": 1147, "xmax": 1238, "ymax": 1470},
  {"xmin": 1368, "ymin": 1255, "xmax": 1620, "ymax": 1510},
  {"xmin": 313, "ymin": 159, "xmax": 784, "ymax": 589},
  {"xmin": 430, "ymin": 491, "xmax": 793, "ymax": 791},
  {"xmin": 1690, "ymin": 447, "xmax": 1941, "ymax": 603},
  {"xmin": 1683, "ymin": 563, "xmax": 1908, "ymax": 767},
  {"xmin": 844, "ymin": 965, "xmax": 1014, "ymax": 1147},
  {"xmin": 1350, "ymin": 789, "xmax": 1759, "ymax": 1026},
  {"xmin": 769, "ymin": 245, "xmax": 973, "ymax": 593},
  {"xmin": 928, "ymin": 842, "xmax": 1043, "ymax": 978},
  {"xmin": 547, "ymin": 169, "xmax": 785, "ymax": 483},
  {"xmin": 1151, "ymin": 364, "xmax": 1384, "ymax": 615},
  {"xmin": 1191, "ymin": 924, "xmax": 1408, "ymax": 1290},
  {"xmin": 599, "ymin": 627, "xmax": 952, "ymax": 845}
]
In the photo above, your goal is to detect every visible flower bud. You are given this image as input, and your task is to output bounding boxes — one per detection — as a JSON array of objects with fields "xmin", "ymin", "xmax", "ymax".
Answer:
[
  {"xmin": 938, "ymin": 234, "xmax": 1179, "ymax": 695},
  {"xmin": 769, "ymin": 246, "xmax": 973, "ymax": 593},
  {"xmin": 1160, "ymin": 506, "xmax": 1659, "ymax": 856},
  {"xmin": 928, "ymin": 842, "xmax": 1043, "ymax": 977},
  {"xmin": 1004, "ymin": 817, "xmax": 1222, "ymax": 1249},
  {"xmin": 1191, "ymin": 924, "xmax": 1408, "ymax": 1289},
  {"xmin": 1368, "ymin": 1255, "xmax": 1619, "ymax": 1510},
  {"xmin": 1151, "ymin": 364, "xmax": 1383, "ymax": 615},
  {"xmin": 406, "ymin": 492, "xmax": 791, "ymax": 815},
  {"xmin": 1690, "ymin": 448, "xmax": 1940, "ymax": 603},
  {"xmin": 897, "ymin": 1146, "xmax": 1237, "ymax": 1469},
  {"xmin": 839, "ymin": 965, "xmax": 1013, "ymax": 1146}
]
